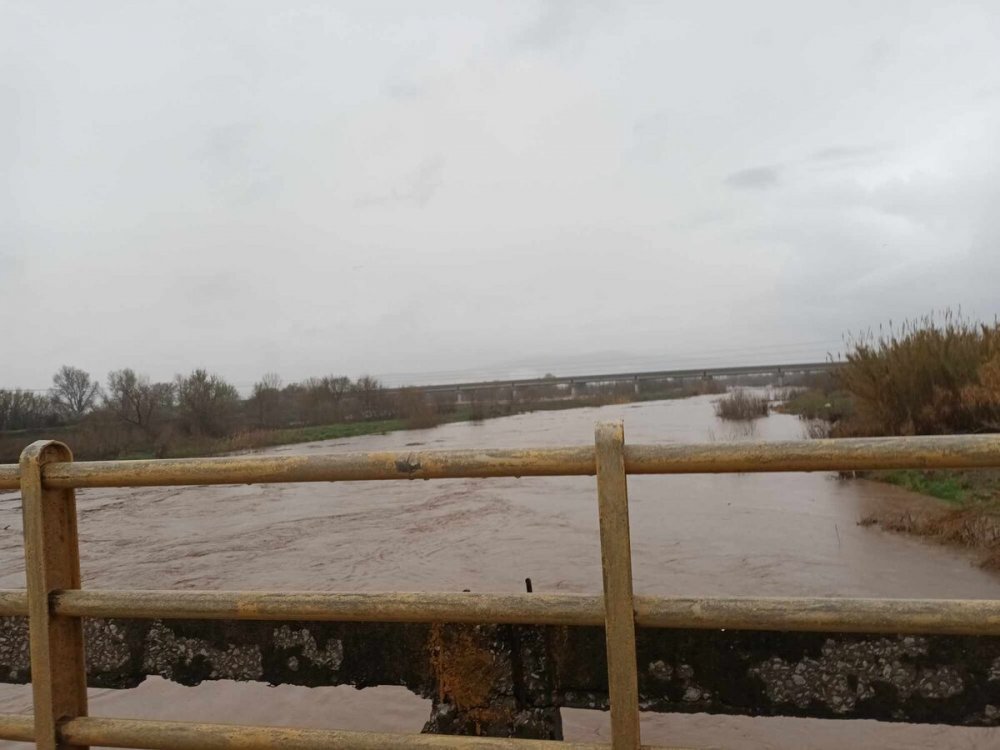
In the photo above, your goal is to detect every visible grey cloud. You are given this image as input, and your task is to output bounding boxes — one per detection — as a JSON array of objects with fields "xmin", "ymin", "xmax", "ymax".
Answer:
[
  {"xmin": 865, "ymin": 37, "xmax": 897, "ymax": 69},
  {"xmin": 725, "ymin": 165, "xmax": 781, "ymax": 189},
  {"xmin": 195, "ymin": 122, "xmax": 283, "ymax": 206},
  {"xmin": 383, "ymin": 79, "xmax": 427, "ymax": 100},
  {"xmin": 357, "ymin": 156, "xmax": 445, "ymax": 209},
  {"xmin": 513, "ymin": 0, "xmax": 611, "ymax": 51},
  {"xmin": 2, "ymin": 1, "xmax": 999, "ymax": 389},
  {"xmin": 810, "ymin": 145, "xmax": 887, "ymax": 162},
  {"xmin": 199, "ymin": 123, "xmax": 257, "ymax": 166}
]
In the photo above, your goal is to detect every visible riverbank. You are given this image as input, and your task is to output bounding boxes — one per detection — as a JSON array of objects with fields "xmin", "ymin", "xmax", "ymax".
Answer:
[
  {"xmin": 857, "ymin": 468, "xmax": 1000, "ymax": 569},
  {"xmin": 778, "ymin": 388, "xmax": 1000, "ymax": 568},
  {"xmin": 0, "ymin": 386, "xmax": 716, "ymax": 462},
  {"xmin": 775, "ymin": 361, "xmax": 1000, "ymax": 570}
]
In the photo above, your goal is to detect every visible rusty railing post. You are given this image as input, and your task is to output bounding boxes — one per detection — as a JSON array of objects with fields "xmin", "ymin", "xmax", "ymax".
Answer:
[
  {"xmin": 21, "ymin": 441, "xmax": 88, "ymax": 750},
  {"xmin": 594, "ymin": 422, "xmax": 640, "ymax": 750}
]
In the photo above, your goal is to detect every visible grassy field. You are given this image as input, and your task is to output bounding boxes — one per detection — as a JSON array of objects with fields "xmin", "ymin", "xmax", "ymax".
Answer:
[{"xmin": 870, "ymin": 469, "xmax": 970, "ymax": 503}]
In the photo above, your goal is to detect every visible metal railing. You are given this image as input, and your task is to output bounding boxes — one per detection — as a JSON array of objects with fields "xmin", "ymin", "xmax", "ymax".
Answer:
[{"xmin": 1, "ymin": 426, "xmax": 999, "ymax": 750}]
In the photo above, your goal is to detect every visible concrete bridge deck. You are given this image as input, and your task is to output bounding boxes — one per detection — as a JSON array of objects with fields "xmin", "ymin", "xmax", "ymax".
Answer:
[{"xmin": 387, "ymin": 360, "xmax": 840, "ymax": 396}]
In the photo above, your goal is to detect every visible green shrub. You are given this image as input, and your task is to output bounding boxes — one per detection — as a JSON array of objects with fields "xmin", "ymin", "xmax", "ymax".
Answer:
[{"xmin": 782, "ymin": 388, "xmax": 853, "ymax": 422}]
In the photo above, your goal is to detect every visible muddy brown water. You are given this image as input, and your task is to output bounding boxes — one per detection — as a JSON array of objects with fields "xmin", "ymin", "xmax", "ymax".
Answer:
[{"xmin": 1, "ymin": 394, "xmax": 999, "ymax": 748}]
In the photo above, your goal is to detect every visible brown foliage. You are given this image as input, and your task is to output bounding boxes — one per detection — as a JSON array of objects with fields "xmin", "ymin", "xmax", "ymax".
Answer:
[
  {"xmin": 397, "ymin": 387, "xmax": 442, "ymax": 429},
  {"xmin": 836, "ymin": 311, "xmax": 1000, "ymax": 436}
]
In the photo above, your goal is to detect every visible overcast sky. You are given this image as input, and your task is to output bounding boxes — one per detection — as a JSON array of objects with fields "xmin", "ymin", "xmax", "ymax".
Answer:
[{"xmin": 4, "ymin": 1, "xmax": 1000, "ymax": 390}]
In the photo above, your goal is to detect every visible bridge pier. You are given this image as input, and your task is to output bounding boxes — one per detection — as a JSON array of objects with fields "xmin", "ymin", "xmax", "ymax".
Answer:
[{"xmin": 633, "ymin": 376, "xmax": 640, "ymax": 396}]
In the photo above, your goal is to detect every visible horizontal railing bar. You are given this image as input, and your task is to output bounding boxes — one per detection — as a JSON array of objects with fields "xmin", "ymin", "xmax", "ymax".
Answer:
[
  {"xmin": 0, "ymin": 464, "xmax": 16, "ymax": 490},
  {"xmin": 40, "ymin": 590, "xmax": 1000, "ymax": 635},
  {"xmin": 636, "ymin": 596, "xmax": 1000, "ymax": 635},
  {"xmin": 58, "ymin": 716, "xmax": 685, "ymax": 750},
  {"xmin": 55, "ymin": 590, "xmax": 606, "ymax": 625},
  {"xmin": 626, "ymin": 434, "xmax": 1000, "ymax": 474},
  {"xmin": 0, "ymin": 590, "xmax": 27, "ymax": 616},
  {"xmin": 0, "ymin": 435, "xmax": 996, "ymax": 490},
  {"xmin": 41, "ymin": 448, "xmax": 596, "ymax": 488},
  {"xmin": 0, "ymin": 714, "xmax": 32, "ymax": 742}
]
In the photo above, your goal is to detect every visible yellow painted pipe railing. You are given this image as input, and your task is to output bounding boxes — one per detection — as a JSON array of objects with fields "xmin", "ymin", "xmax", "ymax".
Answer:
[
  {"xmin": 3, "ymin": 590, "xmax": 1000, "ymax": 635},
  {"xmin": 0, "ymin": 428, "xmax": 998, "ymax": 749},
  {"xmin": 1, "ymin": 434, "xmax": 999, "ymax": 490}
]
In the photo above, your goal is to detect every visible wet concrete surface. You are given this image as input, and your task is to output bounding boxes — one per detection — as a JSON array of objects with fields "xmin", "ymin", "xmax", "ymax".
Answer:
[{"xmin": 2, "ymin": 394, "xmax": 999, "ymax": 748}]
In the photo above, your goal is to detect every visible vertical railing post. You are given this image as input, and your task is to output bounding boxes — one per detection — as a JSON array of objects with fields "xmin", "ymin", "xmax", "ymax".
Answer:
[
  {"xmin": 20, "ymin": 441, "xmax": 88, "ymax": 750},
  {"xmin": 594, "ymin": 422, "xmax": 640, "ymax": 750}
]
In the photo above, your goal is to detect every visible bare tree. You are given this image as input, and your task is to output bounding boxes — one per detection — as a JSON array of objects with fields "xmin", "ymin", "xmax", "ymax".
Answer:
[
  {"xmin": 251, "ymin": 372, "xmax": 283, "ymax": 427},
  {"xmin": 0, "ymin": 389, "xmax": 58, "ymax": 431},
  {"xmin": 51, "ymin": 365, "xmax": 101, "ymax": 420},
  {"xmin": 176, "ymin": 369, "xmax": 240, "ymax": 436},
  {"xmin": 259, "ymin": 372, "xmax": 282, "ymax": 391},
  {"xmin": 354, "ymin": 375, "xmax": 386, "ymax": 419},
  {"xmin": 316, "ymin": 375, "xmax": 352, "ymax": 421},
  {"xmin": 320, "ymin": 375, "xmax": 352, "ymax": 404},
  {"xmin": 292, "ymin": 375, "xmax": 353, "ymax": 424},
  {"xmin": 105, "ymin": 369, "xmax": 174, "ymax": 433},
  {"xmin": 396, "ymin": 387, "xmax": 441, "ymax": 428}
]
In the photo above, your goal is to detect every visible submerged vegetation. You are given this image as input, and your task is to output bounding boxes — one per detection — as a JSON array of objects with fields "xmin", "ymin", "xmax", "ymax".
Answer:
[
  {"xmin": 859, "ymin": 490, "xmax": 1000, "ymax": 570},
  {"xmin": 779, "ymin": 377, "xmax": 853, "ymax": 424},
  {"xmin": 714, "ymin": 389, "xmax": 769, "ymax": 420}
]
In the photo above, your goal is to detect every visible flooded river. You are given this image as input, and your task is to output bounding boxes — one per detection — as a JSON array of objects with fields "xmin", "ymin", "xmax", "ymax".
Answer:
[{"xmin": 2, "ymin": 394, "xmax": 998, "ymax": 748}]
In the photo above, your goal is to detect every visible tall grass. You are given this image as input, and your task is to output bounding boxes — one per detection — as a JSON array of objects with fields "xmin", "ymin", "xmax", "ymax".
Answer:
[
  {"xmin": 836, "ymin": 311, "xmax": 1000, "ymax": 436},
  {"xmin": 714, "ymin": 389, "xmax": 769, "ymax": 421}
]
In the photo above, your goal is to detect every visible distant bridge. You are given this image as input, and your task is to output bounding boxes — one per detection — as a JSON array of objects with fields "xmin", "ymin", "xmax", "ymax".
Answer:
[{"xmin": 388, "ymin": 360, "xmax": 840, "ymax": 399}]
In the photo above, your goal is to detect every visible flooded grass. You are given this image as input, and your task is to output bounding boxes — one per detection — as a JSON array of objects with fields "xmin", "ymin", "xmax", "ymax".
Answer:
[
  {"xmin": 859, "ymin": 469, "xmax": 1000, "ymax": 569},
  {"xmin": 714, "ymin": 389, "xmax": 769, "ymax": 420},
  {"xmin": 779, "ymin": 388, "xmax": 853, "ymax": 423},
  {"xmin": 860, "ymin": 505, "xmax": 1000, "ymax": 570},
  {"xmin": 874, "ymin": 469, "xmax": 968, "ymax": 503}
]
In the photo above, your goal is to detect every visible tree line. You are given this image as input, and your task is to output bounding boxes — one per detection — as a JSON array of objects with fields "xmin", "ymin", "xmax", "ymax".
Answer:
[
  {"xmin": 0, "ymin": 364, "xmax": 724, "ymax": 461},
  {"xmin": 0, "ymin": 366, "xmax": 405, "ymax": 457}
]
